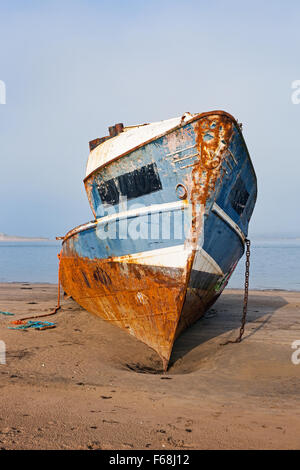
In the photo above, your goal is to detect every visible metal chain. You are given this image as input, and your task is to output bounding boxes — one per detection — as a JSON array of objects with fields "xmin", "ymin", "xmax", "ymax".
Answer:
[{"xmin": 222, "ymin": 238, "xmax": 250, "ymax": 345}]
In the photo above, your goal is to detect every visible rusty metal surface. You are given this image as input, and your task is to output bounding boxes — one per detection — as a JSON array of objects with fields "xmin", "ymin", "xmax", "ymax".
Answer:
[
  {"xmin": 109, "ymin": 126, "xmax": 118, "ymax": 137},
  {"xmin": 189, "ymin": 114, "xmax": 234, "ymax": 248},
  {"xmin": 89, "ymin": 136, "xmax": 111, "ymax": 152},
  {"xmin": 60, "ymin": 253, "xmax": 189, "ymax": 368},
  {"xmin": 89, "ymin": 123, "xmax": 124, "ymax": 152},
  {"xmin": 114, "ymin": 123, "xmax": 124, "ymax": 134}
]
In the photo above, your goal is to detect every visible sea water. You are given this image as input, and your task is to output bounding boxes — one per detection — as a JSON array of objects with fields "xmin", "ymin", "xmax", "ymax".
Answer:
[
  {"xmin": 0, "ymin": 241, "xmax": 61, "ymax": 284},
  {"xmin": 0, "ymin": 239, "xmax": 299, "ymax": 290}
]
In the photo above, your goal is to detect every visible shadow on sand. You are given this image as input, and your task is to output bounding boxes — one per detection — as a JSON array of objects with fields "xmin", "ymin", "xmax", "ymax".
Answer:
[{"xmin": 168, "ymin": 291, "xmax": 288, "ymax": 373}]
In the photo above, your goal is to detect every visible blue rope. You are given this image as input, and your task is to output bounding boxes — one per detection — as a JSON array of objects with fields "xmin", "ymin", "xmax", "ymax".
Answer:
[{"xmin": 8, "ymin": 321, "xmax": 56, "ymax": 330}]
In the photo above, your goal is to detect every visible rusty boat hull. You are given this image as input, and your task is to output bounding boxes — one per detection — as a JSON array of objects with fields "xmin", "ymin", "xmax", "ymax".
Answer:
[{"xmin": 59, "ymin": 111, "xmax": 257, "ymax": 370}]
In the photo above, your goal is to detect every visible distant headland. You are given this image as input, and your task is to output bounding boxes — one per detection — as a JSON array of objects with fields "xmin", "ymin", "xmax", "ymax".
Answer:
[{"xmin": 0, "ymin": 232, "xmax": 51, "ymax": 242}]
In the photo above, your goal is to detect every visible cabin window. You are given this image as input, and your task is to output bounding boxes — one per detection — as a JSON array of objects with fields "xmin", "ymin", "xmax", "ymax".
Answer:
[
  {"xmin": 97, "ymin": 162, "xmax": 162, "ymax": 205},
  {"xmin": 229, "ymin": 176, "xmax": 249, "ymax": 216},
  {"xmin": 97, "ymin": 178, "xmax": 119, "ymax": 205}
]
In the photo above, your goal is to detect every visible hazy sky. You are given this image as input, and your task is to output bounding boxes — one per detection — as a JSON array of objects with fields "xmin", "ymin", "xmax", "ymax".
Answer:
[{"xmin": 0, "ymin": 0, "xmax": 299, "ymax": 238}]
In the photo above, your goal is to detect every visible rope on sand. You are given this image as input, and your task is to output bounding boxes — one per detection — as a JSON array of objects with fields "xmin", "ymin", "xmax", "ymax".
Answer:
[
  {"xmin": 8, "ymin": 321, "xmax": 56, "ymax": 330},
  {"xmin": 10, "ymin": 252, "xmax": 62, "ymax": 326}
]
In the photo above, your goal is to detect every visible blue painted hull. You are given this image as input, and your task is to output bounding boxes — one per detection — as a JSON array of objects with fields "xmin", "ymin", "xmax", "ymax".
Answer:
[{"xmin": 60, "ymin": 111, "xmax": 257, "ymax": 369}]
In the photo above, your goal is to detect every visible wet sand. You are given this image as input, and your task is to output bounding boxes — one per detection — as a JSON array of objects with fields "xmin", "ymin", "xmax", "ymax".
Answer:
[{"xmin": 0, "ymin": 283, "xmax": 299, "ymax": 449}]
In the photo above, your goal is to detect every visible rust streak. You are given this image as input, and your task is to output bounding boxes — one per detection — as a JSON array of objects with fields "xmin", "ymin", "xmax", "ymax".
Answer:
[{"xmin": 190, "ymin": 115, "xmax": 234, "ymax": 245}]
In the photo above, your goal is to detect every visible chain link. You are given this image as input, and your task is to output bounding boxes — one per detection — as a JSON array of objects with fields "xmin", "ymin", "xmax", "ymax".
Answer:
[{"xmin": 222, "ymin": 238, "xmax": 250, "ymax": 345}]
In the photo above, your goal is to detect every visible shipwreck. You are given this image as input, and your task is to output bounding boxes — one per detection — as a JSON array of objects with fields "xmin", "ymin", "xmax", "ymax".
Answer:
[{"xmin": 59, "ymin": 110, "xmax": 257, "ymax": 370}]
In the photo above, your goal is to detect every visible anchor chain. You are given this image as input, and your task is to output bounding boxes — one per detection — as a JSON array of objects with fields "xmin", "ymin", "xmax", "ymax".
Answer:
[{"xmin": 222, "ymin": 238, "xmax": 251, "ymax": 345}]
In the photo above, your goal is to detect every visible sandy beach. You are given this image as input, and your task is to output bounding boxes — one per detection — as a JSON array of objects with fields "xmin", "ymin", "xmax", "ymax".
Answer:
[{"xmin": 0, "ymin": 283, "xmax": 299, "ymax": 450}]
